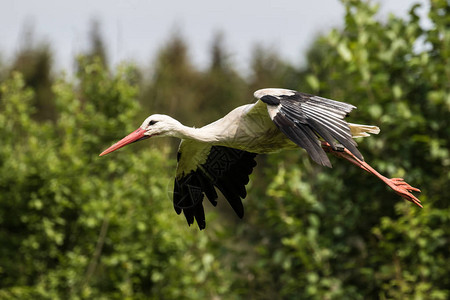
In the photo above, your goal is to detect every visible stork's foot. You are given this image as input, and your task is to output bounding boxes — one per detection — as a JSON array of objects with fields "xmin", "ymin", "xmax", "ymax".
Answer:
[
  {"xmin": 321, "ymin": 141, "xmax": 422, "ymax": 207},
  {"xmin": 385, "ymin": 178, "xmax": 422, "ymax": 208}
]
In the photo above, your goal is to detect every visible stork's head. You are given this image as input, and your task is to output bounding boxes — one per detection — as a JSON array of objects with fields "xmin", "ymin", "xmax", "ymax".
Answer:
[{"xmin": 99, "ymin": 114, "xmax": 181, "ymax": 156}]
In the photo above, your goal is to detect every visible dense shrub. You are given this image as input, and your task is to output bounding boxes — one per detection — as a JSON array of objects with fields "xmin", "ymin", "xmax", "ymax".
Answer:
[{"xmin": 0, "ymin": 0, "xmax": 448, "ymax": 298}]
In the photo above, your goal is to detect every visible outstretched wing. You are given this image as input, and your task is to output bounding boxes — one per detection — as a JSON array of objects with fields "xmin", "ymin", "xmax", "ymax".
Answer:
[
  {"xmin": 173, "ymin": 141, "xmax": 257, "ymax": 230},
  {"xmin": 254, "ymin": 88, "xmax": 363, "ymax": 167}
]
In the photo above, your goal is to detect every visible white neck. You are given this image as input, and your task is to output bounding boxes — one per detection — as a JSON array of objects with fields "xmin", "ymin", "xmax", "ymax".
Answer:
[{"xmin": 171, "ymin": 124, "xmax": 224, "ymax": 143}]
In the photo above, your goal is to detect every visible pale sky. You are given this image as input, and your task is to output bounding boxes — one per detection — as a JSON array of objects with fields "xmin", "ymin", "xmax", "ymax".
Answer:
[{"xmin": 0, "ymin": 0, "xmax": 429, "ymax": 73}]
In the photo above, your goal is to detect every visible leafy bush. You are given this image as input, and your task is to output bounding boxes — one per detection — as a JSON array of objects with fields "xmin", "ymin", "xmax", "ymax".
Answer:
[
  {"xmin": 0, "ymin": 0, "xmax": 448, "ymax": 299},
  {"xmin": 0, "ymin": 61, "xmax": 235, "ymax": 299}
]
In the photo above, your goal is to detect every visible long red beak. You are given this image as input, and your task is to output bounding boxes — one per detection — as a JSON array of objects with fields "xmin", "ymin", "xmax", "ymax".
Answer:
[{"xmin": 99, "ymin": 128, "xmax": 148, "ymax": 156}]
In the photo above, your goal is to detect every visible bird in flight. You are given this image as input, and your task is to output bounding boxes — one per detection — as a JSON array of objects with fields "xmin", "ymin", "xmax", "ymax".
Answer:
[{"xmin": 100, "ymin": 88, "xmax": 421, "ymax": 229}]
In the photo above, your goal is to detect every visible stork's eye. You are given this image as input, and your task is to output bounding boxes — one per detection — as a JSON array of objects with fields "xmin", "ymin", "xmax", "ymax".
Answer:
[{"xmin": 148, "ymin": 120, "xmax": 158, "ymax": 126}]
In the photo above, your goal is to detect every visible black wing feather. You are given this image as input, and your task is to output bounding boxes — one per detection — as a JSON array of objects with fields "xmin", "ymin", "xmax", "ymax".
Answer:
[
  {"xmin": 274, "ymin": 114, "xmax": 331, "ymax": 167},
  {"xmin": 261, "ymin": 91, "xmax": 363, "ymax": 166},
  {"xmin": 174, "ymin": 146, "xmax": 257, "ymax": 230}
]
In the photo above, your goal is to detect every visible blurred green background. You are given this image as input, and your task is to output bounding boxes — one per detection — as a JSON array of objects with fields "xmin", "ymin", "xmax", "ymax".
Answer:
[{"xmin": 0, "ymin": 0, "xmax": 449, "ymax": 299}]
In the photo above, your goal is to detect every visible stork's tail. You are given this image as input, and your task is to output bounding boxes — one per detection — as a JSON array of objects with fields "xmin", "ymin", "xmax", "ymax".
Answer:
[{"xmin": 348, "ymin": 123, "xmax": 380, "ymax": 138}]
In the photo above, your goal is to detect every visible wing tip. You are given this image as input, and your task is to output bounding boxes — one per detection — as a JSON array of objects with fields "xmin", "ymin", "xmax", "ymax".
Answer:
[{"xmin": 175, "ymin": 146, "xmax": 257, "ymax": 230}]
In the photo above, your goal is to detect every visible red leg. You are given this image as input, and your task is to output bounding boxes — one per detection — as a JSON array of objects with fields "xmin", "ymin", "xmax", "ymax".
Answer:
[{"xmin": 321, "ymin": 142, "xmax": 422, "ymax": 208}]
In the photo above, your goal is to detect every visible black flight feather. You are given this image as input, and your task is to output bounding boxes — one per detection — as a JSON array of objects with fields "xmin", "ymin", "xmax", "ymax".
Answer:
[
  {"xmin": 174, "ymin": 146, "xmax": 257, "ymax": 229},
  {"xmin": 263, "ymin": 91, "xmax": 363, "ymax": 165}
]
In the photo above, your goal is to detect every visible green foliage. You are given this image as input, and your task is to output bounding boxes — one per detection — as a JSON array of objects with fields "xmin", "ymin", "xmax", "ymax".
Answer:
[
  {"xmin": 234, "ymin": 0, "xmax": 450, "ymax": 298},
  {"xmin": 140, "ymin": 33, "xmax": 201, "ymax": 125},
  {"xmin": 0, "ymin": 62, "xmax": 234, "ymax": 299},
  {"xmin": 9, "ymin": 33, "xmax": 55, "ymax": 121},
  {"xmin": 0, "ymin": 0, "xmax": 449, "ymax": 299}
]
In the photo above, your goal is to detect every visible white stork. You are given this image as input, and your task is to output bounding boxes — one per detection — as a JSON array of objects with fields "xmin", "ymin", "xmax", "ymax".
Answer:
[{"xmin": 100, "ymin": 88, "xmax": 421, "ymax": 229}]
